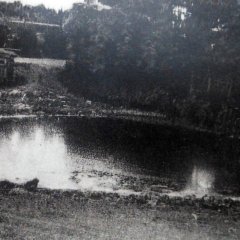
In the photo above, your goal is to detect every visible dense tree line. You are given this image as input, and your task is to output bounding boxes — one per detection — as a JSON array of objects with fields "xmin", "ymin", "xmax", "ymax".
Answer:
[
  {"xmin": 60, "ymin": 0, "xmax": 240, "ymax": 134},
  {"xmin": 0, "ymin": 1, "xmax": 67, "ymax": 58},
  {"xmin": 0, "ymin": 1, "xmax": 62, "ymax": 24},
  {"xmin": 1, "ymin": 0, "xmax": 240, "ymax": 134}
]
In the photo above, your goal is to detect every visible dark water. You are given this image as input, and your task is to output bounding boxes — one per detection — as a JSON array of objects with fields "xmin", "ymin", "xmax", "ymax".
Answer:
[{"xmin": 0, "ymin": 116, "xmax": 239, "ymax": 197}]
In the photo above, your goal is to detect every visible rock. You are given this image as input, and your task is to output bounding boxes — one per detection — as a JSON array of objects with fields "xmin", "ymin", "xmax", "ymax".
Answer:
[
  {"xmin": 228, "ymin": 227, "xmax": 237, "ymax": 234},
  {"xmin": 89, "ymin": 192, "xmax": 103, "ymax": 200},
  {"xmin": 105, "ymin": 196, "xmax": 112, "ymax": 202},
  {"xmin": 213, "ymin": 197, "xmax": 223, "ymax": 206},
  {"xmin": 9, "ymin": 90, "xmax": 20, "ymax": 96},
  {"xmin": 24, "ymin": 178, "xmax": 39, "ymax": 192},
  {"xmin": 135, "ymin": 196, "xmax": 148, "ymax": 205},
  {"xmin": 202, "ymin": 195, "xmax": 214, "ymax": 202},
  {"xmin": 156, "ymin": 195, "xmax": 170, "ymax": 205},
  {"xmin": 223, "ymin": 198, "xmax": 234, "ymax": 208},
  {"xmin": 184, "ymin": 195, "xmax": 196, "ymax": 206},
  {"xmin": 148, "ymin": 199, "xmax": 158, "ymax": 207},
  {"xmin": 127, "ymin": 194, "xmax": 137, "ymax": 203},
  {"xmin": 192, "ymin": 213, "xmax": 198, "ymax": 221},
  {"xmin": 171, "ymin": 196, "xmax": 183, "ymax": 205},
  {"xmin": 202, "ymin": 195, "xmax": 221, "ymax": 209},
  {"xmin": 150, "ymin": 185, "xmax": 168, "ymax": 193},
  {"xmin": 9, "ymin": 187, "xmax": 28, "ymax": 195},
  {"xmin": 52, "ymin": 191, "xmax": 61, "ymax": 199},
  {"xmin": 63, "ymin": 191, "xmax": 73, "ymax": 197},
  {"xmin": 0, "ymin": 181, "xmax": 16, "ymax": 193},
  {"xmin": 86, "ymin": 100, "xmax": 92, "ymax": 105},
  {"xmin": 71, "ymin": 193, "xmax": 79, "ymax": 201}
]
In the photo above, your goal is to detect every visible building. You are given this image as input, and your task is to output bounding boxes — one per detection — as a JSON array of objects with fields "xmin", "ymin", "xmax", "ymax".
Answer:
[
  {"xmin": 0, "ymin": 48, "xmax": 17, "ymax": 84},
  {"xmin": 84, "ymin": 0, "xmax": 98, "ymax": 5}
]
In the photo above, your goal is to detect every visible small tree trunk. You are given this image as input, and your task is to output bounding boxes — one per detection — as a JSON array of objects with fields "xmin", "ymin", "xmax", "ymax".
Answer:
[
  {"xmin": 207, "ymin": 75, "xmax": 212, "ymax": 93},
  {"xmin": 189, "ymin": 72, "xmax": 194, "ymax": 96},
  {"xmin": 207, "ymin": 67, "xmax": 212, "ymax": 93},
  {"xmin": 227, "ymin": 78, "xmax": 233, "ymax": 99}
]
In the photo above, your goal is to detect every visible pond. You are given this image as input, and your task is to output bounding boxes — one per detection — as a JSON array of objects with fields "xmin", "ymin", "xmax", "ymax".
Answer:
[{"xmin": 0, "ymin": 116, "xmax": 239, "ymax": 198}]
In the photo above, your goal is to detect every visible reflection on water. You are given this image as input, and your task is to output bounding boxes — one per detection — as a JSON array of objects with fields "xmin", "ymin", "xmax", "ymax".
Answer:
[
  {"xmin": 0, "ymin": 117, "xmax": 239, "ymax": 198},
  {"xmin": 0, "ymin": 122, "xmax": 140, "ymax": 195},
  {"xmin": 0, "ymin": 127, "xmax": 78, "ymax": 189}
]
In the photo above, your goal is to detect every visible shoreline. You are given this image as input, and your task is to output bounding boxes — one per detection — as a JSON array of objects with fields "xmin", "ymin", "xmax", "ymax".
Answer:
[
  {"xmin": 0, "ymin": 83, "xmax": 238, "ymax": 141},
  {"xmin": 1, "ymin": 179, "xmax": 240, "ymax": 208},
  {"xmin": 0, "ymin": 181, "xmax": 240, "ymax": 239}
]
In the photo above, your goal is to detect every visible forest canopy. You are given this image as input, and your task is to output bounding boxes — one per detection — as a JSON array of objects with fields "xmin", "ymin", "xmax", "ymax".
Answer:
[{"xmin": 1, "ymin": 0, "xmax": 240, "ymax": 133}]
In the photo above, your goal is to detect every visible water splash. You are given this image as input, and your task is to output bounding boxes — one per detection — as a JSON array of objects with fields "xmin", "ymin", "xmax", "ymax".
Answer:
[
  {"xmin": 170, "ymin": 166, "xmax": 215, "ymax": 198},
  {"xmin": 189, "ymin": 166, "xmax": 214, "ymax": 193}
]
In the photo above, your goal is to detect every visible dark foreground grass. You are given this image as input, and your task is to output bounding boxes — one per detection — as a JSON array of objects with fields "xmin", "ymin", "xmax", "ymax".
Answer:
[{"xmin": 0, "ymin": 189, "xmax": 239, "ymax": 240}]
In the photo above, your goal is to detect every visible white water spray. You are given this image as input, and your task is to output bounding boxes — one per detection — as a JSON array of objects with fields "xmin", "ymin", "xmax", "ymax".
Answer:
[
  {"xmin": 169, "ymin": 165, "xmax": 214, "ymax": 198},
  {"xmin": 184, "ymin": 166, "xmax": 214, "ymax": 197}
]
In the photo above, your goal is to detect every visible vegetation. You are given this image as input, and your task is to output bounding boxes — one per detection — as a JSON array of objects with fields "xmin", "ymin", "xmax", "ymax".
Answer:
[
  {"xmin": 1, "ymin": 0, "xmax": 240, "ymax": 135},
  {"xmin": 0, "ymin": 1, "xmax": 67, "ymax": 58},
  {"xmin": 0, "ymin": 1, "xmax": 62, "ymax": 24},
  {"xmin": 61, "ymin": 0, "xmax": 240, "ymax": 135}
]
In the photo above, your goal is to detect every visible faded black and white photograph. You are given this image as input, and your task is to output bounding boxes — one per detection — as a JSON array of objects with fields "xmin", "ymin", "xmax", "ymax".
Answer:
[{"xmin": 0, "ymin": 0, "xmax": 240, "ymax": 239}]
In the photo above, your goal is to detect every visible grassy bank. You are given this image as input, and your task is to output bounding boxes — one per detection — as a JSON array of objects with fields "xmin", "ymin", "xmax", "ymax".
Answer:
[{"xmin": 0, "ymin": 187, "xmax": 240, "ymax": 240}]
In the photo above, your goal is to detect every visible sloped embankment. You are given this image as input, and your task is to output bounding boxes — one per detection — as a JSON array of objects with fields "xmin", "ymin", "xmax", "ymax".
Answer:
[
  {"xmin": 14, "ymin": 57, "xmax": 66, "ymax": 85},
  {"xmin": 0, "ymin": 58, "xmax": 97, "ymax": 115}
]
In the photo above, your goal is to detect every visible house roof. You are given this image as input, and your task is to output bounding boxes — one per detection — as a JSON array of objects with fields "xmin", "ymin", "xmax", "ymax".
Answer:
[{"xmin": 0, "ymin": 48, "xmax": 18, "ymax": 57}]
